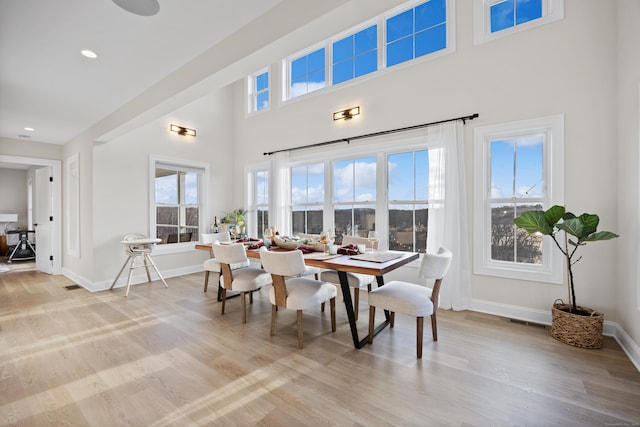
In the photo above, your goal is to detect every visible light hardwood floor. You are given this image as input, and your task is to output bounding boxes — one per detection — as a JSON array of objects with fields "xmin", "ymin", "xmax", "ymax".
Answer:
[{"xmin": 1, "ymin": 270, "xmax": 639, "ymax": 426}]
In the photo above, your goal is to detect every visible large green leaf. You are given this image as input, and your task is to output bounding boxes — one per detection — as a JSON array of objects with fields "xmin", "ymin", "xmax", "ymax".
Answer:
[
  {"xmin": 514, "ymin": 211, "xmax": 553, "ymax": 235},
  {"xmin": 579, "ymin": 213, "xmax": 599, "ymax": 237},
  {"xmin": 545, "ymin": 205, "xmax": 565, "ymax": 226},
  {"xmin": 557, "ymin": 217, "xmax": 583, "ymax": 239},
  {"xmin": 582, "ymin": 231, "xmax": 619, "ymax": 242}
]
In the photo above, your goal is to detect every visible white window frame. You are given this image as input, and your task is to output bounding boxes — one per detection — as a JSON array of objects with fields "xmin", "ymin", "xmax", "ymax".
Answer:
[
  {"xmin": 247, "ymin": 67, "xmax": 271, "ymax": 115},
  {"xmin": 386, "ymin": 148, "xmax": 436, "ymax": 254},
  {"xmin": 290, "ymin": 162, "xmax": 326, "ymax": 235},
  {"xmin": 276, "ymin": 133, "xmax": 442, "ymax": 256},
  {"xmin": 245, "ymin": 164, "xmax": 269, "ymax": 238},
  {"xmin": 382, "ymin": 0, "xmax": 456, "ymax": 69},
  {"xmin": 281, "ymin": 43, "xmax": 327, "ymax": 102},
  {"xmin": 473, "ymin": 115, "xmax": 564, "ymax": 283},
  {"xmin": 473, "ymin": 0, "xmax": 564, "ymax": 45},
  {"xmin": 149, "ymin": 156, "xmax": 210, "ymax": 255},
  {"xmin": 330, "ymin": 20, "xmax": 379, "ymax": 87},
  {"xmin": 279, "ymin": 0, "xmax": 456, "ymax": 103}
]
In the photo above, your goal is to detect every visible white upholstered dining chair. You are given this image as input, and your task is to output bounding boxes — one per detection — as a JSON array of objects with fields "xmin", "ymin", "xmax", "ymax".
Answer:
[
  {"xmin": 259, "ymin": 247, "xmax": 337, "ymax": 348},
  {"xmin": 320, "ymin": 235, "xmax": 379, "ymax": 320},
  {"xmin": 202, "ymin": 231, "xmax": 250, "ymax": 293},
  {"xmin": 367, "ymin": 247, "xmax": 452, "ymax": 358},
  {"xmin": 211, "ymin": 241, "xmax": 272, "ymax": 323}
]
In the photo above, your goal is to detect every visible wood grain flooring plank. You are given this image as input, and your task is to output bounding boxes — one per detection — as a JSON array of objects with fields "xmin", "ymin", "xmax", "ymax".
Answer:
[{"xmin": 1, "ymin": 271, "xmax": 639, "ymax": 426}]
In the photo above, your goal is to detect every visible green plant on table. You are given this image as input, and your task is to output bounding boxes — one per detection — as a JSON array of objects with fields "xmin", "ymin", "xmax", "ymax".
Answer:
[{"xmin": 221, "ymin": 208, "xmax": 246, "ymax": 227}]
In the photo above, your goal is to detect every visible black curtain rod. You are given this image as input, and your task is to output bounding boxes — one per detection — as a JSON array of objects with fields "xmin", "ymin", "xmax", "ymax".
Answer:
[{"xmin": 263, "ymin": 113, "xmax": 479, "ymax": 156}]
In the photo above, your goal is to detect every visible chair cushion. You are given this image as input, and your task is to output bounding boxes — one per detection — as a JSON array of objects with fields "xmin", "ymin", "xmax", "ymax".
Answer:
[
  {"xmin": 203, "ymin": 258, "xmax": 249, "ymax": 273},
  {"xmin": 259, "ymin": 247, "xmax": 307, "ymax": 277},
  {"xmin": 320, "ymin": 270, "xmax": 375, "ymax": 289},
  {"xmin": 268, "ymin": 278, "xmax": 337, "ymax": 310},
  {"xmin": 368, "ymin": 281, "xmax": 434, "ymax": 317},
  {"xmin": 212, "ymin": 242, "xmax": 249, "ymax": 264},
  {"xmin": 220, "ymin": 267, "xmax": 272, "ymax": 292}
]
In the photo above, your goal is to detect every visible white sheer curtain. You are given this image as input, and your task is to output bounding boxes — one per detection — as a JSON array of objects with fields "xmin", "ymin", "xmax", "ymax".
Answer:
[
  {"xmin": 426, "ymin": 122, "xmax": 472, "ymax": 310},
  {"xmin": 269, "ymin": 151, "xmax": 291, "ymax": 234}
]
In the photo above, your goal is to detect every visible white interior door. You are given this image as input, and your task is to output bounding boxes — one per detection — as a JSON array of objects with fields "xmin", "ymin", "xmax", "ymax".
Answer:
[{"xmin": 35, "ymin": 166, "xmax": 53, "ymax": 274}]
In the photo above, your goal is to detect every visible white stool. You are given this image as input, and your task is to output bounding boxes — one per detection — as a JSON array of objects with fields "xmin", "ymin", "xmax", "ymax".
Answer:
[{"xmin": 110, "ymin": 233, "xmax": 168, "ymax": 297}]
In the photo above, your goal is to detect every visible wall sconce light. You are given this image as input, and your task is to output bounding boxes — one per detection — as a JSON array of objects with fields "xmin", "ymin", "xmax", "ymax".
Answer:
[
  {"xmin": 333, "ymin": 106, "xmax": 360, "ymax": 121},
  {"xmin": 170, "ymin": 124, "xmax": 196, "ymax": 137}
]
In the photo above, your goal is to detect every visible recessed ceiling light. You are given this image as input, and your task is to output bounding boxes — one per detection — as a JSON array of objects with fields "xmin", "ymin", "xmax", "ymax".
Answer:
[
  {"xmin": 81, "ymin": 49, "xmax": 98, "ymax": 59},
  {"xmin": 24, "ymin": 127, "xmax": 34, "ymax": 132}
]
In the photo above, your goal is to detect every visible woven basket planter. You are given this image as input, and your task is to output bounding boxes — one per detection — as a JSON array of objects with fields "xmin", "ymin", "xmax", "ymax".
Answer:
[{"xmin": 551, "ymin": 300, "xmax": 604, "ymax": 349}]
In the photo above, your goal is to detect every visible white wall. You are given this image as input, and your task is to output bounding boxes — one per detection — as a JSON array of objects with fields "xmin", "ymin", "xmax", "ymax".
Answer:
[
  {"xmin": 234, "ymin": 1, "xmax": 621, "ymax": 319},
  {"xmin": 89, "ymin": 88, "xmax": 235, "ymax": 287},
  {"xmin": 616, "ymin": 0, "xmax": 640, "ymax": 357},
  {"xmin": 0, "ymin": 168, "xmax": 28, "ymax": 230}
]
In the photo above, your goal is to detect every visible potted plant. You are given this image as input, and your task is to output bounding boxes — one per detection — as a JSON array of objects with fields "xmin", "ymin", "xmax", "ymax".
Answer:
[
  {"xmin": 514, "ymin": 205, "xmax": 619, "ymax": 348},
  {"xmin": 220, "ymin": 208, "xmax": 246, "ymax": 236}
]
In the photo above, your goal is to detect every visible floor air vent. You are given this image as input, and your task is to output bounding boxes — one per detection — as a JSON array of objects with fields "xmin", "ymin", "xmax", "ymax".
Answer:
[
  {"xmin": 64, "ymin": 284, "xmax": 82, "ymax": 291},
  {"xmin": 510, "ymin": 318, "xmax": 547, "ymax": 328}
]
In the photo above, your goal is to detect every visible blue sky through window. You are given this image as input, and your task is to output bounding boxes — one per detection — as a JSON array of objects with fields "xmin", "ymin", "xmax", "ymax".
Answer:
[
  {"xmin": 388, "ymin": 150, "xmax": 429, "ymax": 201},
  {"xmin": 333, "ymin": 25, "xmax": 377, "ymax": 85},
  {"xmin": 291, "ymin": 164, "xmax": 324, "ymax": 204},
  {"xmin": 255, "ymin": 72, "xmax": 269, "ymax": 111},
  {"xmin": 386, "ymin": 0, "xmax": 446, "ymax": 67},
  {"xmin": 490, "ymin": 0, "xmax": 543, "ymax": 33},
  {"xmin": 490, "ymin": 135, "xmax": 543, "ymax": 200},
  {"xmin": 290, "ymin": 48, "xmax": 326, "ymax": 98},
  {"xmin": 155, "ymin": 172, "xmax": 198, "ymax": 204}
]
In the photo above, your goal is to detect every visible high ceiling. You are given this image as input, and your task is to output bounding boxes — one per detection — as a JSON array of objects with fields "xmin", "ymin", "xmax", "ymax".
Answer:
[{"xmin": 0, "ymin": 0, "xmax": 284, "ymax": 145}]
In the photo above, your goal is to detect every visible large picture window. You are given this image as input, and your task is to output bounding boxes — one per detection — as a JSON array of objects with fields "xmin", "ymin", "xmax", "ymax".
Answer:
[{"xmin": 473, "ymin": 115, "xmax": 564, "ymax": 282}]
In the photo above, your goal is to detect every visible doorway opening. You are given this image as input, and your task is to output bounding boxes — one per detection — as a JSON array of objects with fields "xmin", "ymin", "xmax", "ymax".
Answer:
[{"xmin": 0, "ymin": 155, "xmax": 62, "ymax": 275}]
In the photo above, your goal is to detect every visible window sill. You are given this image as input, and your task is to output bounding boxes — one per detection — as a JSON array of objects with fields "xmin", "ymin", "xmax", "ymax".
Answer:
[{"xmin": 152, "ymin": 243, "xmax": 198, "ymax": 255}]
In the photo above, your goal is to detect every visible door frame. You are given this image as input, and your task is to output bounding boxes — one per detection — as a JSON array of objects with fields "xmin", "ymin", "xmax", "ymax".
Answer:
[{"xmin": 0, "ymin": 155, "xmax": 62, "ymax": 275}]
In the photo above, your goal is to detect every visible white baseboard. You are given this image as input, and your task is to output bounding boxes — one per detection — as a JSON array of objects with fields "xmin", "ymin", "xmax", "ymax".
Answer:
[
  {"xmin": 63, "ymin": 264, "xmax": 204, "ymax": 293},
  {"xmin": 62, "ymin": 268, "xmax": 93, "ymax": 290},
  {"xmin": 471, "ymin": 298, "xmax": 640, "ymax": 372},
  {"xmin": 94, "ymin": 264, "xmax": 204, "ymax": 292}
]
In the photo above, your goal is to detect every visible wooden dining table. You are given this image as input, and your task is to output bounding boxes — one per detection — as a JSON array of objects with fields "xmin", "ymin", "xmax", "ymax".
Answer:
[{"xmin": 195, "ymin": 242, "xmax": 419, "ymax": 349}]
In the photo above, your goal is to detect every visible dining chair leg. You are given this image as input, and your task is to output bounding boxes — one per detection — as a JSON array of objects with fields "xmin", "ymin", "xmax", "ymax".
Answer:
[
  {"xmin": 204, "ymin": 271, "xmax": 210, "ymax": 292},
  {"xmin": 321, "ymin": 302, "xmax": 325, "ymax": 312},
  {"xmin": 417, "ymin": 316, "xmax": 424, "ymax": 359},
  {"xmin": 431, "ymin": 312, "xmax": 438, "ymax": 341},
  {"xmin": 241, "ymin": 292, "xmax": 247, "ymax": 324},
  {"xmin": 368, "ymin": 306, "xmax": 375, "ymax": 344},
  {"xmin": 330, "ymin": 297, "xmax": 336, "ymax": 332},
  {"xmin": 353, "ymin": 288, "xmax": 359, "ymax": 321},
  {"xmin": 297, "ymin": 310, "xmax": 304, "ymax": 349},
  {"xmin": 390, "ymin": 312, "xmax": 395, "ymax": 328},
  {"xmin": 220, "ymin": 288, "xmax": 227, "ymax": 315},
  {"xmin": 249, "ymin": 291, "xmax": 253, "ymax": 304},
  {"xmin": 270, "ymin": 305, "xmax": 277, "ymax": 336}
]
